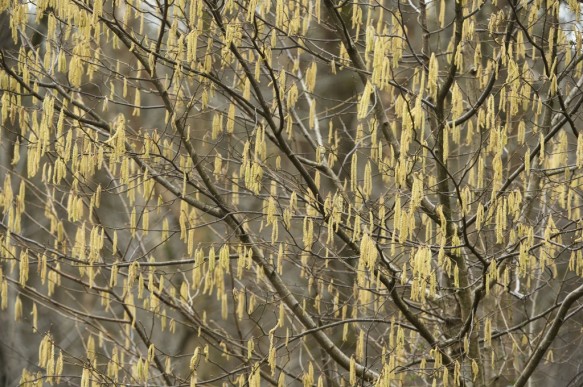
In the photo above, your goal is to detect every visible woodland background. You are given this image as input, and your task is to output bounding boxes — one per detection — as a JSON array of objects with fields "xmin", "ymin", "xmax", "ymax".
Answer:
[{"xmin": 1, "ymin": 0, "xmax": 583, "ymax": 386}]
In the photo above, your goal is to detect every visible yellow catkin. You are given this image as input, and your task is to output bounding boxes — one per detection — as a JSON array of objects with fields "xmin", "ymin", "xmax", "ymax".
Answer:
[
  {"xmin": 19, "ymin": 249, "xmax": 28, "ymax": 287},
  {"xmin": 14, "ymin": 296, "xmax": 22, "ymax": 321}
]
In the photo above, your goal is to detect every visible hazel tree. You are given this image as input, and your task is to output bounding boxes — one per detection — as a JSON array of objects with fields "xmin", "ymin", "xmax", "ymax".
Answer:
[{"xmin": 1, "ymin": 0, "xmax": 583, "ymax": 386}]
